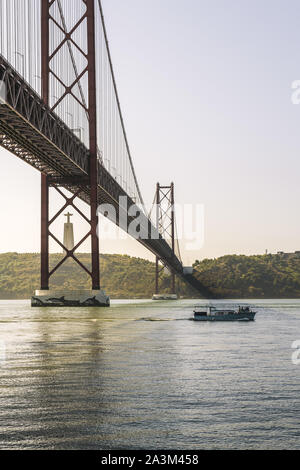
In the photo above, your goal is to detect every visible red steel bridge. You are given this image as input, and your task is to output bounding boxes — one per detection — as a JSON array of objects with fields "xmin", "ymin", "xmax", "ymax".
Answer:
[{"xmin": 0, "ymin": 0, "xmax": 211, "ymax": 298}]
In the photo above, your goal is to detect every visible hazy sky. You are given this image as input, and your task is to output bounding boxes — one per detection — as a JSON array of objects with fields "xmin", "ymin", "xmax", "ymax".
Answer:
[{"xmin": 1, "ymin": 0, "xmax": 300, "ymax": 263}]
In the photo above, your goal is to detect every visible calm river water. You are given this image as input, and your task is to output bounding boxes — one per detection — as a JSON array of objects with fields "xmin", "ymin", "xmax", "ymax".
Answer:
[{"xmin": 0, "ymin": 299, "xmax": 299, "ymax": 449}]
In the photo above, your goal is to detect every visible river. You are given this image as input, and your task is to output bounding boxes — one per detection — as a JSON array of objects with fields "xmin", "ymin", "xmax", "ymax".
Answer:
[{"xmin": 0, "ymin": 299, "xmax": 299, "ymax": 449}]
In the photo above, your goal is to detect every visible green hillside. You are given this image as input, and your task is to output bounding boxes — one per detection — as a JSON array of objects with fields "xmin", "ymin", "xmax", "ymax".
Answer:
[
  {"xmin": 1, "ymin": 252, "xmax": 300, "ymax": 299},
  {"xmin": 193, "ymin": 253, "xmax": 300, "ymax": 298},
  {"xmin": 0, "ymin": 253, "xmax": 193, "ymax": 299}
]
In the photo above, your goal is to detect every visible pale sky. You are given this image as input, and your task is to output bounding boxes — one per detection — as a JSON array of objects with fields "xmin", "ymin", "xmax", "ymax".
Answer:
[{"xmin": 1, "ymin": 0, "xmax": 300, "ymax": 264}]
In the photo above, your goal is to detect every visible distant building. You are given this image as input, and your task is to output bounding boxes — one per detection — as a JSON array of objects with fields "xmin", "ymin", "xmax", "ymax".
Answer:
[{"xmin": 275, "ymin": 251, "xmax": 300, "ymax": 258}]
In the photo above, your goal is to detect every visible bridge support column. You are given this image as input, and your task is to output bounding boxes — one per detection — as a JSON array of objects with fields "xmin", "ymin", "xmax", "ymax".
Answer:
[
  {"xmin": 155, "ymin": 257, "xmax": 159, "ymax": 295},
  {"xmin": 87, "ymin": 0, "xmax": 100, "ymax": 291},
  {"xmin": 41, "ymin": 174, "xmax": 49, "ymax": 290},
  {"xmin": 171, "ymin": 270, "xmax": 176, "ymax": 294},
  {"xmin": 40, "ymin": 0, "xmax": 50, "ymax": 291}
]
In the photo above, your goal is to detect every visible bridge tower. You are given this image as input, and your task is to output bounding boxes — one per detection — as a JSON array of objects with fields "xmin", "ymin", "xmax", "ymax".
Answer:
[
  {"xmin": 153, "ymin": 183, "xmax": 178, "ymax": 301},
  {"xmin": 33, "ymin": 0, "xmax": 109, "ymax": 307}
]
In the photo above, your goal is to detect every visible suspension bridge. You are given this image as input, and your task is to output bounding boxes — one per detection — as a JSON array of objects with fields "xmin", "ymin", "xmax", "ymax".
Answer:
[{"xmin": 0, "ymin": 0, "xmax": 212, "ymax": 305}]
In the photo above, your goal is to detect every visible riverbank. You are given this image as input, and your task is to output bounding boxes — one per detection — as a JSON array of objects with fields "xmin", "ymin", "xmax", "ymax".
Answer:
[{"xmin": 1, "ymin": 252, "xmax": 300, "ymax": 299}]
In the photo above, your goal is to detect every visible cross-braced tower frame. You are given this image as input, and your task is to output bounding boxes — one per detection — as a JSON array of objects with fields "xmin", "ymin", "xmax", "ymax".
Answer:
[
  {"xmin": 40, "ymin": 0, "xmax": 100, "ymax": 290},
  {"xmin": 155, "ymin": 183, "xmax": 176, "ymax": 295}
]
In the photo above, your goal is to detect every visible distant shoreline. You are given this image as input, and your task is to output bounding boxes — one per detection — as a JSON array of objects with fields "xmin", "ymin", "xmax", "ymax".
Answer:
[{"xmin": 1, "ymin": 252, "xmax": 300, "ymax": 299}]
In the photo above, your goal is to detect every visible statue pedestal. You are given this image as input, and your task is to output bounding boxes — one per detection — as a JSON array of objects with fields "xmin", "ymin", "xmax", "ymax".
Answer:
[
  {"xmin": 63, "ymin": 222, "xmax": 74, "ymax": 253},
  {"xmin": 63, "ymin": 212, "xmax": 74, "ymax": 253},
  {"xmin": 31, "ymin": 290, "xmax": 110, "ymax": 307}
]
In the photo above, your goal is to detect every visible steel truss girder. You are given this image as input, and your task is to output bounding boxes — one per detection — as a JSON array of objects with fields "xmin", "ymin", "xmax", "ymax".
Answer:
[{"xmin": 0, "ymin": 55, "xmax": 89, "ymax": 175}]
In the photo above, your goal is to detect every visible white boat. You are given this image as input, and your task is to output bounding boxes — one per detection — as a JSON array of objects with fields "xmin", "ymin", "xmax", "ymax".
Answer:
[{"xmin": 193, "ymin": 305, "xmax": 256, "ymax": 322}]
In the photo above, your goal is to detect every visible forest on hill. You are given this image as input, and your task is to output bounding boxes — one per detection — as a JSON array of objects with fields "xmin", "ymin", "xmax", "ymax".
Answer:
[
  {"xmin": 0, "ymin": 253, "xmax": 194, "ymax": 299},
  {"xmin": 1, "ymin": 252, "xmax": 300, "ymax": 299},
  {"xmin": 193, "ymin": 253, "xmax": 300, "ymax": 298}
]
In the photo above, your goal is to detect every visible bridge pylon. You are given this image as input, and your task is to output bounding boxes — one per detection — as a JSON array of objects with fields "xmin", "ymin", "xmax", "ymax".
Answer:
[
  {"xmin": 32, "ymin": 0, "xmax": 109, "ymax": 307},
  {"xmin": 152, "ymin": 183, "xmax": 178, "ymax": 301}
]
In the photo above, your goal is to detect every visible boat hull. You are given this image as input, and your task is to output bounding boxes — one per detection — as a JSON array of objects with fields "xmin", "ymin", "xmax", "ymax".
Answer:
[{"xmin": 193, "ymin": 312, "xmax": 256, "ymax": 322}]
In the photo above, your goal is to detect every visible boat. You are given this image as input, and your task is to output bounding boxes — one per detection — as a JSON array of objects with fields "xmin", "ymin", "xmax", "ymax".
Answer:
[{"xmin": 193, "ymin": 305, "xmax": 256, "ymax": 321}]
